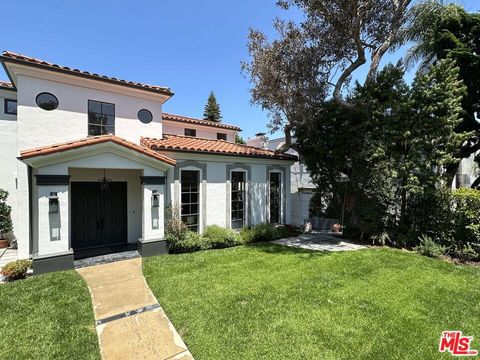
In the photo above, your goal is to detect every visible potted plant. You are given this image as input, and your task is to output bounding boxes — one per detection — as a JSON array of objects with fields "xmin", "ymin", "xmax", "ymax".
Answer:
[{"xmin": 0, "ymin": 189, "xmax": 13, "ymax": 248}]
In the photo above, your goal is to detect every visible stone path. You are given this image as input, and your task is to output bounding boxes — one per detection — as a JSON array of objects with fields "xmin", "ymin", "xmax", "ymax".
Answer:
[
  {"xmin": 272, "ymin": 233, "xmax": 367, "ymax": 252},
  {"xmin": 77, "ymin": 258, "xmax": 193, "ymax": 360}
]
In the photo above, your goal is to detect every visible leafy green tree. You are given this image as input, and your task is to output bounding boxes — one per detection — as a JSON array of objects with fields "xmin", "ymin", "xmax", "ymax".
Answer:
[
  {"xmin": 235, "ymin": 133, "xmax": 246, "ymax": 144},
  {"xmin": 243, "ymin": 0, "xmax": 412, "ymax": 151},
  {"xmin": 297, "ymin": 59, "xmax": 467, "ymax": 243},
  {"xmin": 0, "ymin": 189, "xmax": 12, "ymax": 239},
  {"xmin": 405, "ymin": 1, "xmax": 480, "ymax": 183},
  {"xmin": 203, "ymin": 91, "xmax": 222, "ymax": 122}
]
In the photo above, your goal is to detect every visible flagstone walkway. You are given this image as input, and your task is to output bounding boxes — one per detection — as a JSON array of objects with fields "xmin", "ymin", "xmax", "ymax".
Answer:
[
  {"xmin": 272, "ymin": 232, "xmax": 367, "ymax": 252},
  {"xmin": 77, "ymin": 258, "xmax": 193, "ymax": 360}
]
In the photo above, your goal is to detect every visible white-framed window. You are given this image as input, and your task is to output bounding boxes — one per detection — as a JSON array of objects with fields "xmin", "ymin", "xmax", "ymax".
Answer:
[
  {"xmin": 231, "ymin": 171, "xmax": 246, "ymax": 229},
  {"xmin": 180, "ymin": 169, "xmax": 200, "ymax": 232},
  {"xmin": 269, "ymin": 171, "xmax": 282, "ymax": 224}
]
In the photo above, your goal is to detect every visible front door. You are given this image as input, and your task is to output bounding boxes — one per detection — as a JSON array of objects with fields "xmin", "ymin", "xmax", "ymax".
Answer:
[{"xmin": 71, "ymin": 182, "xmax": 127, "ymax": 251}]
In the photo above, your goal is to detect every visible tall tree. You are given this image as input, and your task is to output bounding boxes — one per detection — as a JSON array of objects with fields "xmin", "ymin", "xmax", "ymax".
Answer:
[
  {"xmin": 203, "ymin": 91, "xmax": 222, "ymax": 122},
  {"xmin": 405, "ymin": 1, "xmax": 480, "ymax": 184},
  {"xmin": 297, "ymin": 59, "xmax": 467, "ymax": 243},
  {"xmin": 243, "ymin": 0, "xmax": 412, "ymax": 151}
]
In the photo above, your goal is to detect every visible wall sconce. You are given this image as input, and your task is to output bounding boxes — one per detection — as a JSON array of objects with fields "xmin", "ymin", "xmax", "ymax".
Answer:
[
  {"xmin": 49, "ymin": 192, "xmax": 59, "ymax": 214},
  {"xmin": 151, "ymin": 190, "xmax": 160, "ymax": 208}
]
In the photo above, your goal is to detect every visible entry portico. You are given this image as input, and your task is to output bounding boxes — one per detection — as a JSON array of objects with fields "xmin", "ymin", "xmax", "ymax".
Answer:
[{"xmin": 20, "ymin": 135, "xmax": 175, "ymax": 273}]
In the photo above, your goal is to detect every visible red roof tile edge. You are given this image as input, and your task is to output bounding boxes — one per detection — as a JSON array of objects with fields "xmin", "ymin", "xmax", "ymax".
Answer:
[
  {"xmin": 162, "ymin": 113, "xmax": 241, "ymax": 131},
  {"xmin": 1, "ymin": 51, "xmax": 173, "ymax": 97},
  {"xmin": 20, "ymin": 134, "xmax": 176, "ymax": 165},
  {"xmin": 141, "ymin": 134, "xmax": 298, "ymax": 161},
  {"xmin": 0, "ymin": 80, "xmax": 14, "ymax": 90}
]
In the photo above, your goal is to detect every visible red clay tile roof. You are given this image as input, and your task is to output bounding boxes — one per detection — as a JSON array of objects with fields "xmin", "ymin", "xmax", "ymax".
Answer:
[
  {"xmin": 162, "ymin": 113, "xmax": 241, "ymax": 131},
  {"xmin": 1, "ymin": 51, "xmax": 173, "ymax": 97},
  {"xmin": 0, "ymin": 80, "xmax": 14, "ymax": 90},
  {"xmin": 141, "ymin": 134, "xmax": 298, "ymax": 161},
  {"xmin": 20, "ymin": 134, "xmax": 176, "ymax": 165}
]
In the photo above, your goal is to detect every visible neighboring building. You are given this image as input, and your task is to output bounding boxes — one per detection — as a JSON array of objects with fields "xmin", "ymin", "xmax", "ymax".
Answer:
[
  {"xmin": 247, "ymin": 134, "xmax": 315, "ymax": 226},
  {"xmin": 0, "ymin": 51, "xmax": 296, "ymax": 273},
  {"xmin": 452, "ymin": 151, "xmax": 480, "ymax": 189}
]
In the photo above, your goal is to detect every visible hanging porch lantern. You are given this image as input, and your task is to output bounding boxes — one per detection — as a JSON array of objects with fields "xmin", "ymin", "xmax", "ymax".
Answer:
[{"xmin": 97, "ymin": 168, "xmax": 112, "ymax": 191}]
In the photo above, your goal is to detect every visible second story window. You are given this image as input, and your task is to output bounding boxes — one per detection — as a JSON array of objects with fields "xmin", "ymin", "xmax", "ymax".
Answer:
[
  {"xmin": 184, "ymin": 128, "xmax": 196, "ymax": 137},
  {"xmin": 217, "ymin": 133, "xmax": 227, "ymax": 140},
  {"xmin": 4, "ymin": 99, "xmax": 17, "ymax": 115},
  {"xmin": 88, "ymin": 100, "xmax": 115, "ymax": 136}
]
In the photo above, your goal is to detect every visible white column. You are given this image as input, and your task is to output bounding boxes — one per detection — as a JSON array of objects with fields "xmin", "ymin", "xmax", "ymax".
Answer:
[
  {"xmin": 37, "ymin": 185, "xmax": 69, "ymax": 256},
  {"xmin": 142, "ymin": 184, "xmax": 165, "ymax": 241}
]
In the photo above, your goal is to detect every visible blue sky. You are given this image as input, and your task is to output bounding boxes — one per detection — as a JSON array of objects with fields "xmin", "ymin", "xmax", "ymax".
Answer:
[{"xmin": 2, "ymin": 0, "xmax": 479, "ymax": 139}]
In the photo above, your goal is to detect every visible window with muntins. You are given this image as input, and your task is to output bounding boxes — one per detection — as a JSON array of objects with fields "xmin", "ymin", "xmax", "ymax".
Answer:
[
  {"xmin": 4, "ymin": 99, "xmax": 17, "ymax": 115},
  {"xmin": 181, "ymin": 170, "xmax": 200, "ymax": 232},
  {"xmin": 217, "ymin": 133, "xmax": 227, "ymax": 140},
  {"xmin": 269, "ymin": 172, "xmax": 281, "ymax": 224},
  {"xmin": 231, "ymin": 171, "xmax": 246, "ymax": 229},
  {"xmin": 88, "ymin": 100, "xmax": 115, "ymax": 136},
  {"xmin": 184, "ymin": 128, "xmax": 196, "ymax": 137}
]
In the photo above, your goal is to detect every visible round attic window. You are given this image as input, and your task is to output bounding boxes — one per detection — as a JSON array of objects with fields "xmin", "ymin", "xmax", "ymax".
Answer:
[
  {"xmin": 36, "ymin": 92, "xmax": 59, "ymax": 111},
  {"xmin": 138, "ymin": 109, "xmax": 153, "ymax": 124}
]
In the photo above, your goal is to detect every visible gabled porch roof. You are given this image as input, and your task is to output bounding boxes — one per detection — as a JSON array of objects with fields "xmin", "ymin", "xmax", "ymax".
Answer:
[{"xmin": 19, "ymin": 134, "xmax": 176, "ymax": 166}]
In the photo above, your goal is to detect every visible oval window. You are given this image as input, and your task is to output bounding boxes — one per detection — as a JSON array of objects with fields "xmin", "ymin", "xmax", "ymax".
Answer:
[
  {"xmin": 138, "ymin": 109, "xmax": 153, "ymax": 124},
  {"xmin": 36, "ymin": 92, "xmax": 59, "ymax": 111}
]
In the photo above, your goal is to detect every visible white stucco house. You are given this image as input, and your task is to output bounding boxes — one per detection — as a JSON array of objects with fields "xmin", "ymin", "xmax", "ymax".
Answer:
[
  {"xmin": 247, "ymin": 134, "xmax": 315, "ymax": 226},
  {"xmin": 0, "ymin": 51, "xmax": 296, "ymax": 273}
]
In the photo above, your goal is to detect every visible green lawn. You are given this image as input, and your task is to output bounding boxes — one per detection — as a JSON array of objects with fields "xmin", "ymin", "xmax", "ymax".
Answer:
[
  {"xmin": 144, "ymin": 244, "xmax": 480, "ymax": 360},
  {"xmin": 0, "ymin": 270, "xmax": 100, "ymax": 360}
]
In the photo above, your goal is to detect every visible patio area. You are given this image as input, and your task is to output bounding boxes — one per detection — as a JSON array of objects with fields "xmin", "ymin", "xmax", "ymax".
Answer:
[{"xmin": 272, "ymin": 232, "xmax": 367, "ymax": 252}]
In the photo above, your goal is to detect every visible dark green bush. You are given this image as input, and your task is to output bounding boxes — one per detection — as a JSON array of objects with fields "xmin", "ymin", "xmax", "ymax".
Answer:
[
  {"xmin": 202, "ymin": 225, "xmax": 239, "ymax": 249},
  {"xmin": 1, "ymin": 260, "xmax": 31, "ymax": 281},
  {"xmin": 167, "ymin": 231, "xmax": 206, "ymax": 254},
  {"xmin": 0, "ymin": 189, "xmax": 13, "ymax": 238},
  {"xmin": 448, "ymin": 188, "xmax": 480, "ymax": 261},
  {"xmin": 239, "ymin": 223, "xmax": 291, "ymax": 244},
  {"xmin": 414, "ymin": 234, "xmax": 446, "ymax": 258}
]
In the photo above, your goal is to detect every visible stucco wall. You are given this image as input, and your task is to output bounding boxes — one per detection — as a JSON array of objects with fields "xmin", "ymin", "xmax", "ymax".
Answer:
[
  {"xmin": 166, "ymin": 153, "xmax": 291, "ymax": 230},
  {"xmin": 16, "ymin": 74, "xmax": 163, "ymax": 151},
  {"xmin": 163, "ymin": 120, "xmax": 235, "ymax": 142},
  {"xmin": 206, "ymin": 162, "xmax": 227, "ymax": 227},
  {"xmin": 0, "ymin": 88, "xmax": 19, "ymax": 243}
]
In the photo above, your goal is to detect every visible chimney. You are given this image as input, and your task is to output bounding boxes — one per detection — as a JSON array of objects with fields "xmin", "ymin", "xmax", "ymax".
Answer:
[{"xmin": 246, "ymin": 133, "xmax": 269, "ymax": 149}]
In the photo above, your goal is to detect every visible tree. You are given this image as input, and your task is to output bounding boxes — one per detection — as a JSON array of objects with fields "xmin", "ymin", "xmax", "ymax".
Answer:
[
  {"xmin": 405, "ymin": 1, "xmax": 480, "ymax": 183},
  {"xmin": 0, "ymin": 189, "xmax": 12, "ymax": 239},
  {"xmin": 243, "ymin": 0, "xmax": 412, "ymax": 151},
  {"xmin": 235, "ymin": 133, "xmax": 246, "ymax": 144},
  {"xmin": 203, "ymin": 91, "xmax": 222, "ymax": 122},
  {"xmin": 297, "ymin": 59, "xmax": 467, "ymax": 243}
]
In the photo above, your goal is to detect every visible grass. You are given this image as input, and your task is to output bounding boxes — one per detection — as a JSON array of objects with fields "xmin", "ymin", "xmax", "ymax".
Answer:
[
  {"xmin": 144, "ymin": 243, "xmax": 480, "ymax": 360},
  {"xmin": 0, "ymin": 270, "xmax": 100, "ymax": 360}
]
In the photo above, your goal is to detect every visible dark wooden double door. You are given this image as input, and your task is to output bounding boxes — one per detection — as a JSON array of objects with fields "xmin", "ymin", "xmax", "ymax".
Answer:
[{"xmin": 71, "ymin": 182, "xmax": 127, "ymax": 251}]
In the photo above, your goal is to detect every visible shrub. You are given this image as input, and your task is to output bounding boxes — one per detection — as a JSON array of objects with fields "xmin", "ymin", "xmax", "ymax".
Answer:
[
  {"xmin": 1, "ymin": 260, "xmax": 31, "ymax": 281},
  {"xmin": 449, "ymin": 188, "xmax": 480, "ymax": 261},
  {"xmin": 0, "ymin": 189, "xmax": 13, "ymax": 239},
  {"xmin": 239, "ymin": 223, "xmax": 285, "ymax": 244},
  {"xmin": 167, "ymin": 231, "xmax": 206, "ymax": 254},
  {"xmin": 202, "ymin": 225, "xmax": 239, "ymax": 249},
  {"xmin": 414, "ymin": 234, "xmax": 446, "ymax": 258}
]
